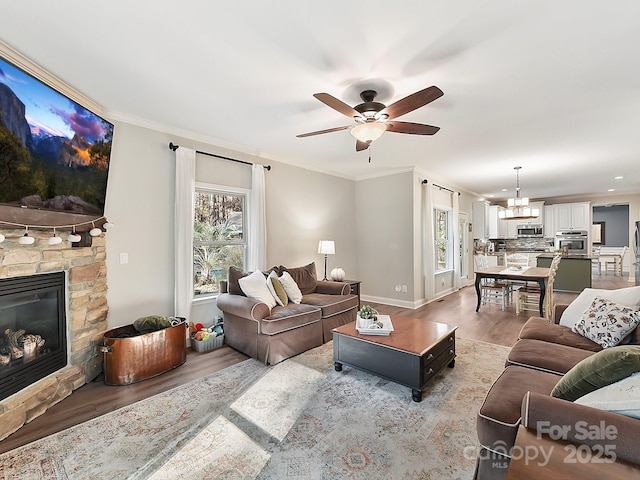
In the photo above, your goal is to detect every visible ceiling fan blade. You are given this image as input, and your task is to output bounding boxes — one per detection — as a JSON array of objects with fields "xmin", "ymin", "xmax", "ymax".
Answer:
[
  {"xmin": 296, "ymin": 125, "xmax": 351, "ymax": 138},
  {"xmin": 381, "ymin": 86, "xmax": 444, "ymax": 120},
  {"xmin": 314, "ymin": 93, "xmax": 361, "ymax": 119},
  {"xmin": 386, "ymin": 121, "xmax": 440, "ymax": 135},
  {"xmin": 355, "ymin": 140, "xmax": 370, "ymax": 151}
]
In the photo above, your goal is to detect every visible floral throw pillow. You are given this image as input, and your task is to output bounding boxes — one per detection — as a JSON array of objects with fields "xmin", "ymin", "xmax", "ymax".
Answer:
[{"xmin": 572, "ymin": 297, "xmax": 640, "ymax": 348}]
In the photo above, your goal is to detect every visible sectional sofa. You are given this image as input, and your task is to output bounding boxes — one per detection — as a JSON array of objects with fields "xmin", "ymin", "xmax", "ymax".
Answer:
[{"xmin": 475, "ymin": 287, "xmax": 640, "ymax": 479}]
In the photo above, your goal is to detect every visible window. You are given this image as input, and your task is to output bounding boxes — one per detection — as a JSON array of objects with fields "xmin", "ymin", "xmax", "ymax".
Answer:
[
  {"xmin": 193, "ymin": 187, "xmax": 247, "ymax": 296},
  {"xmin": 435, "ymin": 208, "xmax": 451, "ymax": 271}
]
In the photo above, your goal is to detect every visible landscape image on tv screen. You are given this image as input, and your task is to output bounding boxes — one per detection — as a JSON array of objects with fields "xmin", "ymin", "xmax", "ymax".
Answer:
[{"xmin": 0, "ymin": 55, "xmax": 113, "ymax": 217}]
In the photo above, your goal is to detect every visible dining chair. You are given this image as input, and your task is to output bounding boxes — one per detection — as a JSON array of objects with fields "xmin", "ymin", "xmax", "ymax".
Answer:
[
  {"xmin": 604, "ymin": 246, "xmax": 627, "ymax": 276},
  {"xmin": 591, "ymin": 245, "xmax": 601, "ymax": 276},
  {"xmin": 505, "ymin": 253, "xmax": 529, "ymax": 267},
  {"xmin": 474, "ymin": 254, "xmax": 511, "ymax": 310},
  {"xmin": 505, "ymin": 252, "xmax": 534, "ymax": 292},
  {"xmin": 516, "ymin": 254, "xmax": 561, "ymax": 320}
]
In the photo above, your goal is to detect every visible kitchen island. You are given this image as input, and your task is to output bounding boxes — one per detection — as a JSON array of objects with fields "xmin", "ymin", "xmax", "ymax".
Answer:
[{"xmin": 537, "ymin": 254, "xmax": 592, "ymax": 293}]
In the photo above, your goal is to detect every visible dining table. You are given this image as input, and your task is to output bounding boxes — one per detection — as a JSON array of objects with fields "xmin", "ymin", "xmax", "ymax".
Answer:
[{"xmin": 474, "ymin": 265, "xmax": 552, "ymax": 316}]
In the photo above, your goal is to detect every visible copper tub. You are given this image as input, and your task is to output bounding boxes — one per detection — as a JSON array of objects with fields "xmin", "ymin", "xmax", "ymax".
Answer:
[{"xmin": 100, "ymin": 322, "xmax": 187, "ymax": 385}]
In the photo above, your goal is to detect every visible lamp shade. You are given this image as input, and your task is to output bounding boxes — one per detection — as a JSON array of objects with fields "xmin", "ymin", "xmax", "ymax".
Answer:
[
  {"xmin": 350, "ymin": 122, "xmax": 387, "ymax": 143},
  {"xmin": 317, "ymin": 240, "xmax": 335, "ymax": 255}
]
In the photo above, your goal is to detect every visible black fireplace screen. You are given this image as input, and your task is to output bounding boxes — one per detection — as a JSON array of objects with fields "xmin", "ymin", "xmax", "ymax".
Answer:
[{"xmin": 0, "ymin": 272, "xmax": 67, "ymax": 401}]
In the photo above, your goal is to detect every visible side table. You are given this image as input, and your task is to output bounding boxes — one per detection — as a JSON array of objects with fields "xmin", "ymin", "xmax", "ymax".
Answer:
[{"xmin": 344, "ymin": 279, "xmax": 361, "ymax": 307}]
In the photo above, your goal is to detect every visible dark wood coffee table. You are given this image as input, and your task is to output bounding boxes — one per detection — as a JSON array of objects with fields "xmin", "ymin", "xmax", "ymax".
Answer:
[{"xmin": 332, "ymin": 316, "xmax": 457, "ymax": 402}]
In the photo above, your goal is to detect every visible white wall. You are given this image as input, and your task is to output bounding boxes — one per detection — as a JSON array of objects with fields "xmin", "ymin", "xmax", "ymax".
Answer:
[
  {"xmin": 104, "ymin": 122, "xmax": 175, "ymax": 327},
  {"xmin": 104, "ymin": 121, "xmax": 357, "ymax": 328},
  {"xmin": 356, "ymin": 171, "xmax": 418, "ymax": 307},
  {"xmin": 265, "ymin": 162, "xmax": 357, "ymax": 279}
]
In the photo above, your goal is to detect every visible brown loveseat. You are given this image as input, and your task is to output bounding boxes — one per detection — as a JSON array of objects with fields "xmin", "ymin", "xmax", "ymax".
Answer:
[
  {"xmin": 474, "ymin": 303, "xmax": 640, "ymax": 479},
  {"xmin": 216, "ymin": 262, "xmax": 358, "ymax": 365}
]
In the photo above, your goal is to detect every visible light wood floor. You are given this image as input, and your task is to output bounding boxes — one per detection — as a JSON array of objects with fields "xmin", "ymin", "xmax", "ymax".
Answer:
[{"xmin": 0, "ymin": 273, "xmax": 632, "ymax": 454}]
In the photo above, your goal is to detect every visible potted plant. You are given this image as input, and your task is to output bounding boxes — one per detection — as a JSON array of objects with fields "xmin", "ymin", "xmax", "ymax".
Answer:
[{"xmin": 357, "ymin": 304, "xmax": 383, "ymax": 329}]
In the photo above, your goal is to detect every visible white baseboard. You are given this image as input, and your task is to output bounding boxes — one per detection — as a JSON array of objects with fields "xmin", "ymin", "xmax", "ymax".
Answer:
[
  {"xmin": 361, "ymin": 290, "xmax": 459, "ymax": 310},
  {"xmin": 361, "ymin": 294, "xmax": 423, "ymax": 309}
]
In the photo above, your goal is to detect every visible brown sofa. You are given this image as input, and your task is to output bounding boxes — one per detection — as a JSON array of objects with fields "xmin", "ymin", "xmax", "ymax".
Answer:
[
  {"xmin": 475, "ymin": 304, "xmax": 640, "ymax": 479},
  {"xmin": 216, "ymin": 262, "xmax": 358, "ymax": 365}
]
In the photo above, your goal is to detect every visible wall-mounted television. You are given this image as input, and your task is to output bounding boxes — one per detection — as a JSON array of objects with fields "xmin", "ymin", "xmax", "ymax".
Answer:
[{"xmin": 0, "ymin": 53, "xmax": 113, "ymax": 228}]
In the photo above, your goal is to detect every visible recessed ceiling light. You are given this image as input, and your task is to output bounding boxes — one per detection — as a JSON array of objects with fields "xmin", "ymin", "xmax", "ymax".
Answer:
[
  {"xmin": 614, "ymin": 176, "xmax": 623, "ymax": 180},
  {"xmin": 501, "ymin": 188, "xmax": 508, "ymax": 192},
  {"xmin": 488, "ymin": 194, "xmax": 495, "ymax": 198},
  {"xmin": 608, "ymin": 188, "xmax": 615, "ymax": 192}
]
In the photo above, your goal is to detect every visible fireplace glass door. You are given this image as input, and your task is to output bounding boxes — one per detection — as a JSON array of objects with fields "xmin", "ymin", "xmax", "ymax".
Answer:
[{"xmin": 0, "ymin": 272, "xmax": 67, "ymax": 401}]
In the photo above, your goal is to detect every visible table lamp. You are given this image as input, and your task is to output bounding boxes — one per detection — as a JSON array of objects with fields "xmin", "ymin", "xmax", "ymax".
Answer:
[{"xmin": 317, "ymin": 240, "xmax": 335, "ymax": 281}]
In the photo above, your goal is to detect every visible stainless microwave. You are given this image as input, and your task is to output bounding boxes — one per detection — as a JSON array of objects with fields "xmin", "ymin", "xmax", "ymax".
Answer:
[{"xmin": 517, "ymin": 225, "xmax": 543, "ymax": 238}]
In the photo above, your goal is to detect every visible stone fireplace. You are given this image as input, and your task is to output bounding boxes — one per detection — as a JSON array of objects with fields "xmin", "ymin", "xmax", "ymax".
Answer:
[
  {"xmin": 0, "ymin": 229, "xmax": 108, "ymax": 441},
  {"xmin": 0, "ymin": 272, "xmax": 67, "ymax": 401}
]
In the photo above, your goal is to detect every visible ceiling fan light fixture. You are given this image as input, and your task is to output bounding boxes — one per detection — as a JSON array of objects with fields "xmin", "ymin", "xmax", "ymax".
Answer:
[{"xmin": 350, "ymin": 122, "xmax": 387, "ymax": 143}]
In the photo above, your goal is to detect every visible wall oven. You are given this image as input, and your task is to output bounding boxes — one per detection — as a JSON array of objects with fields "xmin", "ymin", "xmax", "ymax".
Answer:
[
  {"xmin": 555, "ymin": 230, "xmax": 588, "ymax": 254},
  {"xmin": 517, "ymin": 224, "xmax": 544, "ymax": 238}
]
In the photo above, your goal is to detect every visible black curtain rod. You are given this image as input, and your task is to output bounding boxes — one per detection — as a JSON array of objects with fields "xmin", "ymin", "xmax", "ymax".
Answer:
[
  {"xmin": 168, "ymin": 142, "xmax": 271, "ymax": 171},
  {"xmin": 421, "ymin": 179, "xmax": 460, "ymax": 195}
]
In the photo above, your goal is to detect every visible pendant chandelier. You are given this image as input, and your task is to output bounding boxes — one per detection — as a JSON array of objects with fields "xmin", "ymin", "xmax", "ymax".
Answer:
[{"xmin": 498, "ymin": 166, "xmax": 540, "ymax": 219}]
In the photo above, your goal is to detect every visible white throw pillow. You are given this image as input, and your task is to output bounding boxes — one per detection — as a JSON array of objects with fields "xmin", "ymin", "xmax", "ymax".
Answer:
[
  {"xmin": 559, "ymin": 286, "xmax": 640, "ymax": 329},
  {"xmin": 572, "ymin": 297, "xmax": 640, "ymax": 348},
  {"xmin": 575, "ymin": 372, "xmax": 640, "ymax": 419},
  {"xmin": 278, "ymin": 271, "xmax": 303, "ymax": 304},
  {"xmin": 238, "ymin": 270, "xmax": 276, "ymax": 309}
]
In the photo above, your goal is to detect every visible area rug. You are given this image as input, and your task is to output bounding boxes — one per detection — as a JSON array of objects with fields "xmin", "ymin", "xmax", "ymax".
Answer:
[{"xmin": 0, "ymin": 337, "xmax": 510, "ymax": 480}]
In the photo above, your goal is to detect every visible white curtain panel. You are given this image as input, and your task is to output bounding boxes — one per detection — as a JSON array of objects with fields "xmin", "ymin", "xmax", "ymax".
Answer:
[
  {"xmin": 452, "ymin": 192, "xmax": 461, "ymax": 290},
  {"xmin": 247, "ymin": 164, "xmax": 266, "ymax": 271},
  {"xmin": 423, "ymin": 183, "xmax": 436, "ymax": 301},
  {"xmin": 174, "ymin": 147, "xmax": 195, "ymax": 320}
]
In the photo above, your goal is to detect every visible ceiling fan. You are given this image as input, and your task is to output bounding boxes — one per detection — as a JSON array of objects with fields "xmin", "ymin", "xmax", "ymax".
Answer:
[{"xmin": 297, "ymin": 86, "xmax": 443, "ymax": 151}]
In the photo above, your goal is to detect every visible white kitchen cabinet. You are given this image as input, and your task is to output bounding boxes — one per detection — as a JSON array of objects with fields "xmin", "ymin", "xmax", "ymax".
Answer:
[
  {"xmin": 544, "ymin": 205, "xmax": 555, "ymax": 237},
  {"xmin": 488, "ymin": 205, "xmax": 506, "ymax": 238},
  {"xmin": 554, "ymin": 204, "xmax": 572, "ymax": 231},
  {"xmin": 473, "ymin": 201, "xmax": 490, "ymax": 239},
  {"xmin": 553, "ymin": 202, "xmax": 591, "ymax": 231},
  {"xmin": 569, "ymin": 203, "xmax": 591, "ymax": 230},
  {"xmin": 506, "ymin": 220, "xmax": 519, "ymax": 238}
]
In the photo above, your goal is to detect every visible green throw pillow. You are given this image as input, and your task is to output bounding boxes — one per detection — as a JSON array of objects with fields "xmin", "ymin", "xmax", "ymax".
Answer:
[
  {"xmin": 551, "ymin": 345, "xmax": 640, "ymax": 401},
  {"xmin": 270, "ymin": 275, "xmax": 289, "ymax": 306}
]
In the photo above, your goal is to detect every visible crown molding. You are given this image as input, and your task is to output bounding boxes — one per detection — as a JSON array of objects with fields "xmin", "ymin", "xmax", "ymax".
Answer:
[{"xmin": 0, "ymin": 40, "xmax": 104, "ymax": 115}]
